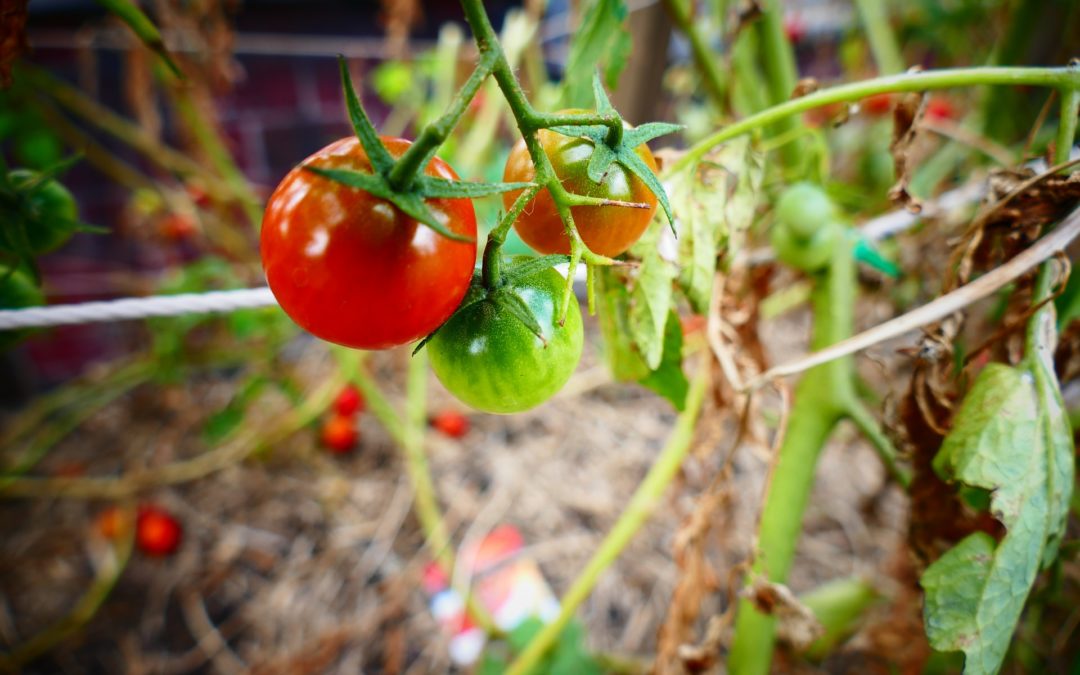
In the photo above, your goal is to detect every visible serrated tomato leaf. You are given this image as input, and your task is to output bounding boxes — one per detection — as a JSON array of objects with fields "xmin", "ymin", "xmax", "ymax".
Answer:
[
  {"xmin": 922, "ymin": 358, "xmax": 1074, "ymax": 675},
  {"xmin": 627, "ymin": 223, "xmax": 675, "ymax": 370},
  {"xmin": 638, "ymin": 311, "xmax": 688, "ymax": 411},
  {"xmin": 561, "ymin": 0, "xmax": 630, "ymax": 107},
  {"xmin": 673, "ymin": 138, "xmax": 764, "ymax": 314}
]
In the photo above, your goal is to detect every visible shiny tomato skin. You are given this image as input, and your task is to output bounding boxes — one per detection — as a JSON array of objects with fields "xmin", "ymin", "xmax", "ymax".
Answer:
[
  {"xmin": 428, "ymin": 264, "xmax": 583, "ymax": 414},
  {"xmin": 502, "ymin": 112, "xmax": 659, "ymax": 257},
  {"xmin": 261, "ymin": 137, "xmax": 477, "ymax": 350}
]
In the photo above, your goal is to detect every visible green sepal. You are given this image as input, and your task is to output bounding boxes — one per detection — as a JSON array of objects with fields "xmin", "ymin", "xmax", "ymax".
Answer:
[
  {"xmin": 93, "ymin": 0, "xmax": 183, "ymax": 78},
  {"xmin": 548, "ymin": 75, "xmax": 681, "ymax": 233},
  {"xmin": 337, "ymin": 56, "xmax": 395, "ymax": 175},
  {"xmin": 417, "ymin": 176, "xmax": 536, "ymax": 198},
  {"xmin": 302, "ymin": 166, "xmax": 474, "ymax": 243},
  {"xmin": 501, "ymin": 254, "xmax": 571, "ymax": 286},
  {"xmin": 412, "ymin": 276, "xmax": 489, "ymax": 355},
  {"xmin": 495, "ymin": 288, "xmax": 548, "ymax": 345}
]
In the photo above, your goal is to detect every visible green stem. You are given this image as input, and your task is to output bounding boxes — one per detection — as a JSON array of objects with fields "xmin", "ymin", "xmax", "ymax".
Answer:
[
  {"xmin": 847, "ymin": 401, "xmax": 911, "ymax": 488},
  {"xmin": 752, "ymin": 0, "xmax": 804, "ymax": 169},
  {"xmin": 662, "ymin": 0, "xmax": 727, "ymax": 109},
  {"xmin": 671, "ymin": 66, "xmax": 1080, "ymax": 175},
  {"xmin": 729, "ymin": 236, "xmax": 861, "ymax": 675},
  {"xmin": 505, "ymin": 366, "xmax": 710, "ymax": 675},
  {"xmin": 387, "ymin": 52, "xmax": 498, "ymax": 190},
  {"xmin": 853, "ymin": 0, "xmax": 904, "ymax": 75},
  {"xmin": 1055, "ymin": 85, "xmax": 1079, "ymax": 169},
  {"xmin": 460, "ymin": 0, "xmax": 621, "ymax": 319}
]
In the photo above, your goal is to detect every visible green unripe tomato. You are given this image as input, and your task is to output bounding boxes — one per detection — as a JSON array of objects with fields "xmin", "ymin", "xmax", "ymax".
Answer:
[
  {"xmin": 8, "ymin": 169, "xmax": 80, "ymax": 254},
  {"xmin": 775, "ymin": 182, "xmax": 839, "ymax": 242},
  {"xmin": 771, "ymin": 219, "xmax": 841, "ymax": 272},
  {"xmin": 0, "ymin": 265, "xmax": 44, "ymax": 350},
  {"xmin": 428, "ymin": 263, "xmax": 584, "ymax": 414}
]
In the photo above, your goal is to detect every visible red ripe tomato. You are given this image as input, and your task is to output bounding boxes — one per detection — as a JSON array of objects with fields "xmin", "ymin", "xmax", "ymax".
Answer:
[
  {"xmin": 136, "ymin": 506, "xmax": 182, "ymax": 557},
  {"xmin": 862, "ymin": 93, "xmax": 893, "ymax": 117},
  {"xmin": 321, "ymin": 414, "xmax": 358, "ymax": 453},
  {"xmin": 502, "ymin": 111, "xmax": 659, "ymax": 257},
  {"xmin": 925, "ymin": 97, "xmax": 956, "ymax": 123},
  {"xmin": 332, "ymin": 383, "xmax": 364, "ymax": 417},
  {"xmin": 261, "ymin": 136, "xmax": 478, "ymax": 350},
  {"xmin": 160, "ymin": 213, "xmax": 197, "ymax": 241},
  {"xmin": 431, "ymin": 409, "xmax": 469, "ymax": 438}
]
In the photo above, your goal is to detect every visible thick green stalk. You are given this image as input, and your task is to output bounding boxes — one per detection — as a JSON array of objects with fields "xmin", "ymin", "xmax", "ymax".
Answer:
[
  {"xmin": 1055, "ymin": 85, "xmax": 1079, "ymax": 169},
  {"xmin": 505, "ymin": 366, "xmax": 710, "ymax": 675},
  {"xmin": 752, "ymin": 0, "xmax": 804, "ymax": 168},
  {"xmin": 728, "ymin": 238, "xmax": 858, "ymax": 675},
  {"xmin": 853, "ymin": 0, "xmax": 904, "ymax": 75},
  {"xmin": 670, "ymin": 66, "xmax": 1080, "ymax": 175},
  {"xmin": 387, "ymin": 51, "xmax": 498, "ymax": 190}
]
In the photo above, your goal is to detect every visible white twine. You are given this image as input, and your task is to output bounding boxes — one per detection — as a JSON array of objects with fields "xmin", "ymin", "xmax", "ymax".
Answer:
[
  {"xmin": 0, "ymin": 168, "xmax": 1029, "ymax": 332},
  {"xmin": 0, "ymin": 287, "xmax": 278, "ymax": 330}
]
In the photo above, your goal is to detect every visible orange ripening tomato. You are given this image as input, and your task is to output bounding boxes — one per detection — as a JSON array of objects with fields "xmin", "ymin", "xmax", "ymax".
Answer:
[
  {"xmin": 321, "ymin": 414, "xmax": 358, "ymax": 453},
  {"xmin": 431, "ymin": 409, "xmax": 470, "ymax": 438},
  {"xmin": 502, "ymin": 111, "xmax": 659, "ymax": 257}
]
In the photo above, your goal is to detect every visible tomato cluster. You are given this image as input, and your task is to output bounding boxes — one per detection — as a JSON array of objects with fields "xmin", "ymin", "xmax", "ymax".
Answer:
[{"xmin": 260, "ymin": 102, "xmax": 659, "ymax": 413}]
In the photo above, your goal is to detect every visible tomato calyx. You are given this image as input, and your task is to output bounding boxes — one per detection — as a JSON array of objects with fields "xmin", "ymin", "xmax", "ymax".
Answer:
[
  {"xmin": 542, "ymin": 75, "xmax": 681, "ymax": 232},
  {"xmin": 305, "ymin": 58, "xmax": 533, "ymax": 243},
  {"xmin": 413, "ymin": 250, "xmax": 571, "ymax": 354}
]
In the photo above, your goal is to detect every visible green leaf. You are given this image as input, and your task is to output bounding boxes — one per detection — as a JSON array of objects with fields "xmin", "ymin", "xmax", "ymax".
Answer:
[
  {"xmin": 596, "ymin": 266, "xmax": 650, "ymax": 382},
  {"xmin": 673, "ymin": 138, "xmax": 764, "ymax": 314},
  {"xmin": 93, "ymin": 0, "xmax": 182, "ymax": 77},
  {"xmin": 638, "ymin": 311, "xmax": 689, "ymax": 411},
  {"xmin": 561, "ymin": 0, "xmax": 630, "ymax": 108},
  {"xmin": 628, "ymin": 223, "xmax": 675, "ymax": 370},
  {"xmin": 336, "ymin": 57, "xmax": 394, "ymax": 175},
  {"xmin": 549, "ymin": 619, "xmax": 602, "ymax": 675},
  {"xmin": 922, "ymin": 360, "xmax": 1074, "ymax": 675}
]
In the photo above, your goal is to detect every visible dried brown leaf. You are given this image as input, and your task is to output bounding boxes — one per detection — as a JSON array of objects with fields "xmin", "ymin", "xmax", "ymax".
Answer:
[
  {"xmin": 888, "ymin": 90, "xmax": 929, "ymax": 212},
  {"xmin": 744, "ymin": 578, "xmax": 825, "ymax": 651},
  {"xmin": 0, "ymin": 0, "xmax": 28, "ymax": 88}
]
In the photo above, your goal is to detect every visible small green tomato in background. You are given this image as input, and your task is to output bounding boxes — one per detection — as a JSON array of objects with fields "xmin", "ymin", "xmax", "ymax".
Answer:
[
  {"xmin": 7, "ymin": 169, "xmax": 80, "ymax": 254},
  {"xmin": 428, "ymin": 263, "xmax": 583, "ymax": 414},
  {"xmin": 0, "ymin": 265, "xmax": 44, "ymax": 350}
]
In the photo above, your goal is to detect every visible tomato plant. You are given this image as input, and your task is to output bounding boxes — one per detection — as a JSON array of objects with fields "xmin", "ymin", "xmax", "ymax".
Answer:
[
  {"xmin": 135, "ymin": 506, "xmax": 182, "ymax": 557},
  {"xmin": 502, "ymin": 111, "xmax": 659, "ymax": 258},
  {"xmin": 261, "ymin": 136, "xmax": 478, "ymax": 350},
  {"xmin": 427, "ymin": 264, "xmax": 583, "ymax": 414}
]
